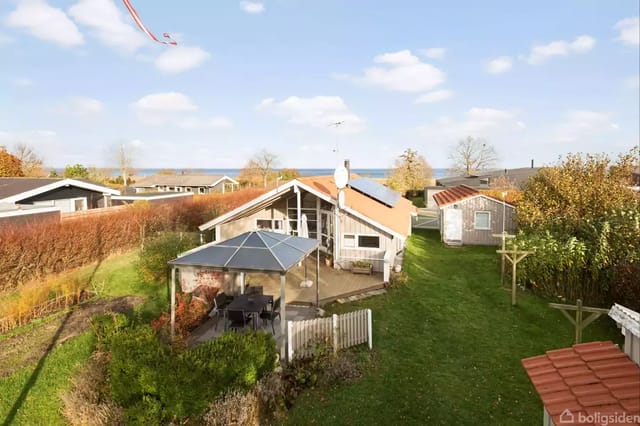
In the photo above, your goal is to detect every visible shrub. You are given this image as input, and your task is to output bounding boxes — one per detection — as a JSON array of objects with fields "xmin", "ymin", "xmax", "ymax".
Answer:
[
  {"xmin": 201, "ymin": 389, "xmax": 260, "ymax": 426},
  {"xmin": 0, "ymin": 188, "xmax": 267, "ymax": 292},
  {"xmin": 151, "ymin": 291, "xmax": 211, "ymax": 339},
  {"xmin": 389, "ymin": 271, "xmax": 409, "ymax": 286},
  {"xmin": 137, "ymin": 232, "xmax": 198, "ymax": 283},
  {"xmin": 61, "ymin": 351, "xmax": 125, "ymax": 426},
  {"xmin": 90, "ymin": 312, "xmax": 131, "ymax": 350},
  {"xmin": 108, "ymin": 326, "xmax": 277, "ymax": 422}
]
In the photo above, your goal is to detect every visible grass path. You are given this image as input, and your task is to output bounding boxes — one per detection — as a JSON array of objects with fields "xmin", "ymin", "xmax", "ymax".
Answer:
[
  {"xmin": 286, "ymin": 230, "xmax": 621, "ymax": 425},
  {"xmin": 0, "ymin": 250, "xmax": 167, "ymax": 425}
]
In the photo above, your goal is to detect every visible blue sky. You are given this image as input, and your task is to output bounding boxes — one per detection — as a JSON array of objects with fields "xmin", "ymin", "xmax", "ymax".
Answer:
[{"xmin": 0, "ymin": 0, "xmax": 638, "ymax": 170}]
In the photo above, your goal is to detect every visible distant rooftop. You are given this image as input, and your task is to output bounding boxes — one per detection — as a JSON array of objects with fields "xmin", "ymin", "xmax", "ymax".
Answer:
[
  {"xmin": 133, "ymin": 174, "xmax": 239, "ymax": 188},
  {"xmin": 436, "ymin": 167, "xmax": 541, "ymax": 189}
]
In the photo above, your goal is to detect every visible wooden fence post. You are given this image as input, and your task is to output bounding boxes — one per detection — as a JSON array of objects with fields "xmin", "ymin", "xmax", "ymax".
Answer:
[
  {"xmin": 576, "ymin": 299, "xmax": 583, "ymax": 344},
  {"xmin": 287, "ymin": 320, "xmax": 293, "ymax": 361},
  {"xmin": 367, "ymin": 309, "xmax": 373, "ymax": 350},
  {"xmin": 332, "ymin": 314, "xmax": 339, "ymax": 354}
]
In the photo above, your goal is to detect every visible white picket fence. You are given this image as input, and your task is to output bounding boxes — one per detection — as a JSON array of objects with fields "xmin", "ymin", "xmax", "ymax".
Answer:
[{"xmin": 287, "ymin": 309, "xmax": 372, "ymax": 360}]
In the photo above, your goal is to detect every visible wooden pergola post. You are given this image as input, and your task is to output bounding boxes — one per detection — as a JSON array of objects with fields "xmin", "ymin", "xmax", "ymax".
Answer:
[
  {"xmin": 279, "ymin": 273, "xmax": 287, "ymax": 360},
  {"xmin": 170, "ymin": 267, "xmax": 176, "ymax": 340},
  {"xmin": 316, "ymin": 247, "xmax": 320, "ymax": 308},
  {"xmin": 492, "ymin": 232, "xmax": 515, "ymax": 287},
  {"xmin": 496, "ymin": 244, "xmax": 533, "ymax": 306},
  {"xmin": 549, "ymin": 299, "xmax": 609, "ymax": 344}
]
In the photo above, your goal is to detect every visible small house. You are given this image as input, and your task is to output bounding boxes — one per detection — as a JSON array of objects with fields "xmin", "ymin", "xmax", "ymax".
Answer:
[
  {"xmin": 198, "ymin": 175, "xmax": 417, "ymax": 280},
  {"xmin": 132, "ymin": 174, "xmax": 239, "ymax": 194},
  {"xmin": 433, "ymin": 185, "xmax": 516, "ymax": 246},
  {"xmin": 0, "ymin": 177, "xmax": 120, "ymax": 213}
]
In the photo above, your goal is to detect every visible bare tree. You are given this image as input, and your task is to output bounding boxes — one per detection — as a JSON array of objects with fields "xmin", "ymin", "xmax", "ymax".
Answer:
[
  {"xmin": 112, "ymin": 143, "xmax": 134, "ymax": 185},
  {"xmin": 449, "ymin": 136, "xmax": 498, "ymax": 175},
  {"xmin": 12, "ymin": 143, "xmax": 45, "ymax": 176},
  {"xmin": 243, "ymin": 149, "xmax": 278, "ymax": 188}
]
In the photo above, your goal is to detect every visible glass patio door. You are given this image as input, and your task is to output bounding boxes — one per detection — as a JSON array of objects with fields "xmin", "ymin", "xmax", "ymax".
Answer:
[{"xmin": 320, "ymin": 211, "xmax": 333, "ymax": 253}]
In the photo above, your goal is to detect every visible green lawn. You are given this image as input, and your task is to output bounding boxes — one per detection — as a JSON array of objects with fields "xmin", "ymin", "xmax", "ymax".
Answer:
[
  {"xmin": 286, "ymin": 230, "xmax": 621, "ymax": 426},
  {"xmin": 0, "ymin": 250, "xmax": 168, "ymax": 425}
]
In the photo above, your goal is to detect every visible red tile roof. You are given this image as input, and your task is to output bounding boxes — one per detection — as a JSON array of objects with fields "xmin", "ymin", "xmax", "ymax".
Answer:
[
  {"xmin": 432, "ymin": 185, "xmax": 480, "ymax": 207},
  {"xmin": 522, "ymin": 341, "xmax": 640, "ymax": 426}
]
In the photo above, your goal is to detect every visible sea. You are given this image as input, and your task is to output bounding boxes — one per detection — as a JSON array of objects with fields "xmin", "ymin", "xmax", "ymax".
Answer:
[{"xmin": 126, "ymin": 168, "xmax": 450, "ymax": 179}]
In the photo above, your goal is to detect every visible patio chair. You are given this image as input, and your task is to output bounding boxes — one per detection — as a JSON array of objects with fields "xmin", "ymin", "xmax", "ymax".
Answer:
[
  {"xmin": 246, "ymin": 285, "xmax": 263, "ymax": 295},
  {"xmin": 226, "ymin": 310, "xmax": 252, "ymax": 331},
  {"xmin": 259, "ymin": 297, "xmax": 280, "ymax": 334},
  {"xmin": 209, "ymin": 292, "xmax": 231, "ymax": 329}
]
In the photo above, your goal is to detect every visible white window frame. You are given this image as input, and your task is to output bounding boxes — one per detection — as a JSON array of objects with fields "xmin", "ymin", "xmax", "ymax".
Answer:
[
  {"xmin": 175, "ymin": 187, "xmax": 182, "ymax": 192},
  {"xmin": 342, "ymin": 233, "xmax": 381, "ymax": 250},
  {"xmin": 255, "ymin": 218, "xmax": 284, "ymax": 232},
  {"xmin": 185, "ymin": 187, "xmax": 192, "ymax": 192},
  {"xmin": 474, "ymin": 211, "xmax": 491, "ymax": 230},
  {"xmin": 343, "ymin": 234, "xmax": 356, "ymax": 248},
  {"xmin": 198, "ymin": 187, "xmax": 206, "ymax": 194}
]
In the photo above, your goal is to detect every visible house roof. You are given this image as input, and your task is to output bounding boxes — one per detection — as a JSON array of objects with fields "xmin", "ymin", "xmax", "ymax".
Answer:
[
  {"xmin": 199, "ymin": 176, "xmax": 417, "ymax": 239},
  {"xmin": 133, "ymin": 174, "xmax": 239, "ymax": 188},
  {"xmin": 298, "ymin": 175, "xmax": 416, "ymax": 237},
  {"xmin": 436, "ymin": 167, "xmax": 541, "ymax": 189},
  {"xmin": 432, "ymin": 184, "xmax": 514, "ymax": 209},
  {"xmin": 169, "ymin": 230, "xmax": 319, "ymax": 273},
  {"xmin": 521, "ymin": 341, "xmax": 640, "ymax": 426},
  {"xmin": 0, "ymin": 178, "xmax": 119, "ymax": 203}
]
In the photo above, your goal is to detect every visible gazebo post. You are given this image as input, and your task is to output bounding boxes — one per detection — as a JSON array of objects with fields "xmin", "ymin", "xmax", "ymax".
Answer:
[
  {"xmin": 170, "ymin": 267, "xmax": 176, "ymax": 340},
  {"xmin": 240, "ymin": 272, "xmax": 245, "ymax": 294},
  {"xmin": 316, "ymin": 247, "xmax": 320, "ymax": 307},
  {"xmin": 279, "ymin": 273, "xmax": 287, "ymax": 360}
]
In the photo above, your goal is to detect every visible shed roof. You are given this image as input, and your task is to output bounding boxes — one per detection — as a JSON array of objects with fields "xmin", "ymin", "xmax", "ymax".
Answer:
[
  {"xmin": 609, "ymin": 304, "xmax": 640, "ymax": 338},
  {"xmin": 168, "ymin": 230, "xmax": 319, "ymax": 273},
  {"xmin": 133, "ymin": 174, "xmax": 239, "ymax": 188},
  {"xmin": 432, "ymin": 184, "xmax": 515, "ymax": 209},
  {"xmin": 521, "ymin": 341, "xmax": 640, "ymax": 426}
]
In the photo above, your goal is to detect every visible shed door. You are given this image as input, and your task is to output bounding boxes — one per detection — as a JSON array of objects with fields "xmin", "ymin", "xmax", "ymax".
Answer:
[{"xmin": 444, "ymin": 208, "xmax": 462, "ymax": 242}]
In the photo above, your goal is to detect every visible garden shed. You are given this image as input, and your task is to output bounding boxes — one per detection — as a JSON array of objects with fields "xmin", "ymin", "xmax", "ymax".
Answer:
[
  {"xmin": 168, "ymin": 230, "xmax": 320, "ymax": 357},
  {"xmin": 433, "ymin": 185, "xmax": 516, "ymax": 246}
]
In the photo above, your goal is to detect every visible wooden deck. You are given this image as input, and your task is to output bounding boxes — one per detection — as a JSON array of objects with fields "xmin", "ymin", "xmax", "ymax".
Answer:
[{"xmin": 246, "ymin": 257, "xmax": 384, "ymax": 306}]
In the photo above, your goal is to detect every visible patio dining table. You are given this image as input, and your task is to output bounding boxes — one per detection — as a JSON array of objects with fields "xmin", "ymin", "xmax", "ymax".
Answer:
[{"xmin": 225, "ymin": 294, "xmax": 272, "ymax": 330}]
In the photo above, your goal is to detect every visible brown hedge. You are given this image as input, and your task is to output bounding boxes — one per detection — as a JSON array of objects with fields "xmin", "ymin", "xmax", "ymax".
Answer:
[{"xmin": 0, "ymin": 188, "xmax": 265, "ymax": 292}]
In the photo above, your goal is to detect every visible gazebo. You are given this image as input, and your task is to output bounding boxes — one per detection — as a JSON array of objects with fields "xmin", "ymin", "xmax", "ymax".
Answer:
[{"xmin": 168, "ymin": 230, "xmax": 320, "ymax": 357}]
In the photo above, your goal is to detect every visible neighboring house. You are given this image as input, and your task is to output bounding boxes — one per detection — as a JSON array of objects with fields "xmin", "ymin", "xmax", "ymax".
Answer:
[
  {"xmin": 0, "ymin": 178, "xmax": 120, "ymax": 213},
  {"xmin": 435, "ymin": 167, "xmax": 541, "ymax": 189},
  {"xmin": 132, "ymin": 174, "xmax": 239, "ymax": 194},
  {"xmin": 0, "ymin": 203, "xmax": 61, "ymax": 226},
  {"xmin": 199, "ymin": 175, "xmax": 417, "ymax": 277},
  {"xmin": 433, "ymin": 185, "xmax": 516, "ymax": 246}
]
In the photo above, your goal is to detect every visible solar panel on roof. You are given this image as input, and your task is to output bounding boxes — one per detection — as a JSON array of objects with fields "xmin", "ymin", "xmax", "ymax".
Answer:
[{"xmin": 349, "ymin": 178, "xmax": 400, "ymax": 207}]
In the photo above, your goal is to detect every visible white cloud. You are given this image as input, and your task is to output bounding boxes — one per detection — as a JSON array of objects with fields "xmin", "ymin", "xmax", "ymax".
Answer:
[
  {"xmin": 155, "ymin": 46, "xmax": 210, "ymax": 73},
  {"xmin": 257, "ymin": 96, "xmax": 364, "ymax": 134},
  {"xmin": 526, "ymin": 35, "xmax": 595, "ymax": 65},
  {"xmin": 345, "ymin": 49, "xmax": 446, "ymax": 93},
  {"xmin": 68, "ymin": 0, "xmax": 147, "ymax": 53},
  {"xmin": 486, "ymin": 56, "xmax": 513, "ymax": 74},
  {"xmin": 5, "ymin": 0, "xmax": 84, "ymax": 47},
  {"xmin": 240, "ymin": 1, "xmax": 265, "ymax": 14},
  {"xmin": 131, "ymin": 92, "xmax": 197, "ymax": 125},
  {"xmin": 417, "ymin": 107, "xmax": 521, "ymax": 141},
  {"xmin": 415, "ymin": 89, "xmax": 453, "ymax": 104},
  {"xmin": 68, "ymin": 96, "xmax": 103, "ymax": 116},
  {"xmin": 13, "ymin": 77, "xmax": 33, "ymax": 87},
  {"xmin": 615, "ymin": 17, "xmax": 639, "ymax": 46},
  {"xmin": 420, "ymin": 47, "xmax": 447, "ymax": 60},
  {"xmin": 554, "ymin": 110, "xmax": 618, "ymax": 143},
  {"xmin": 177, "ymin": 116, "xmax": 233, "ymax": 129}
]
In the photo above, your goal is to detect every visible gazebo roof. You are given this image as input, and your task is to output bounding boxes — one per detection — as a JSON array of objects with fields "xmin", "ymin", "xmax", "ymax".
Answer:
[{"xmin": 168, "ymin": 230, "xmax": 319, "ymax": 273}]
